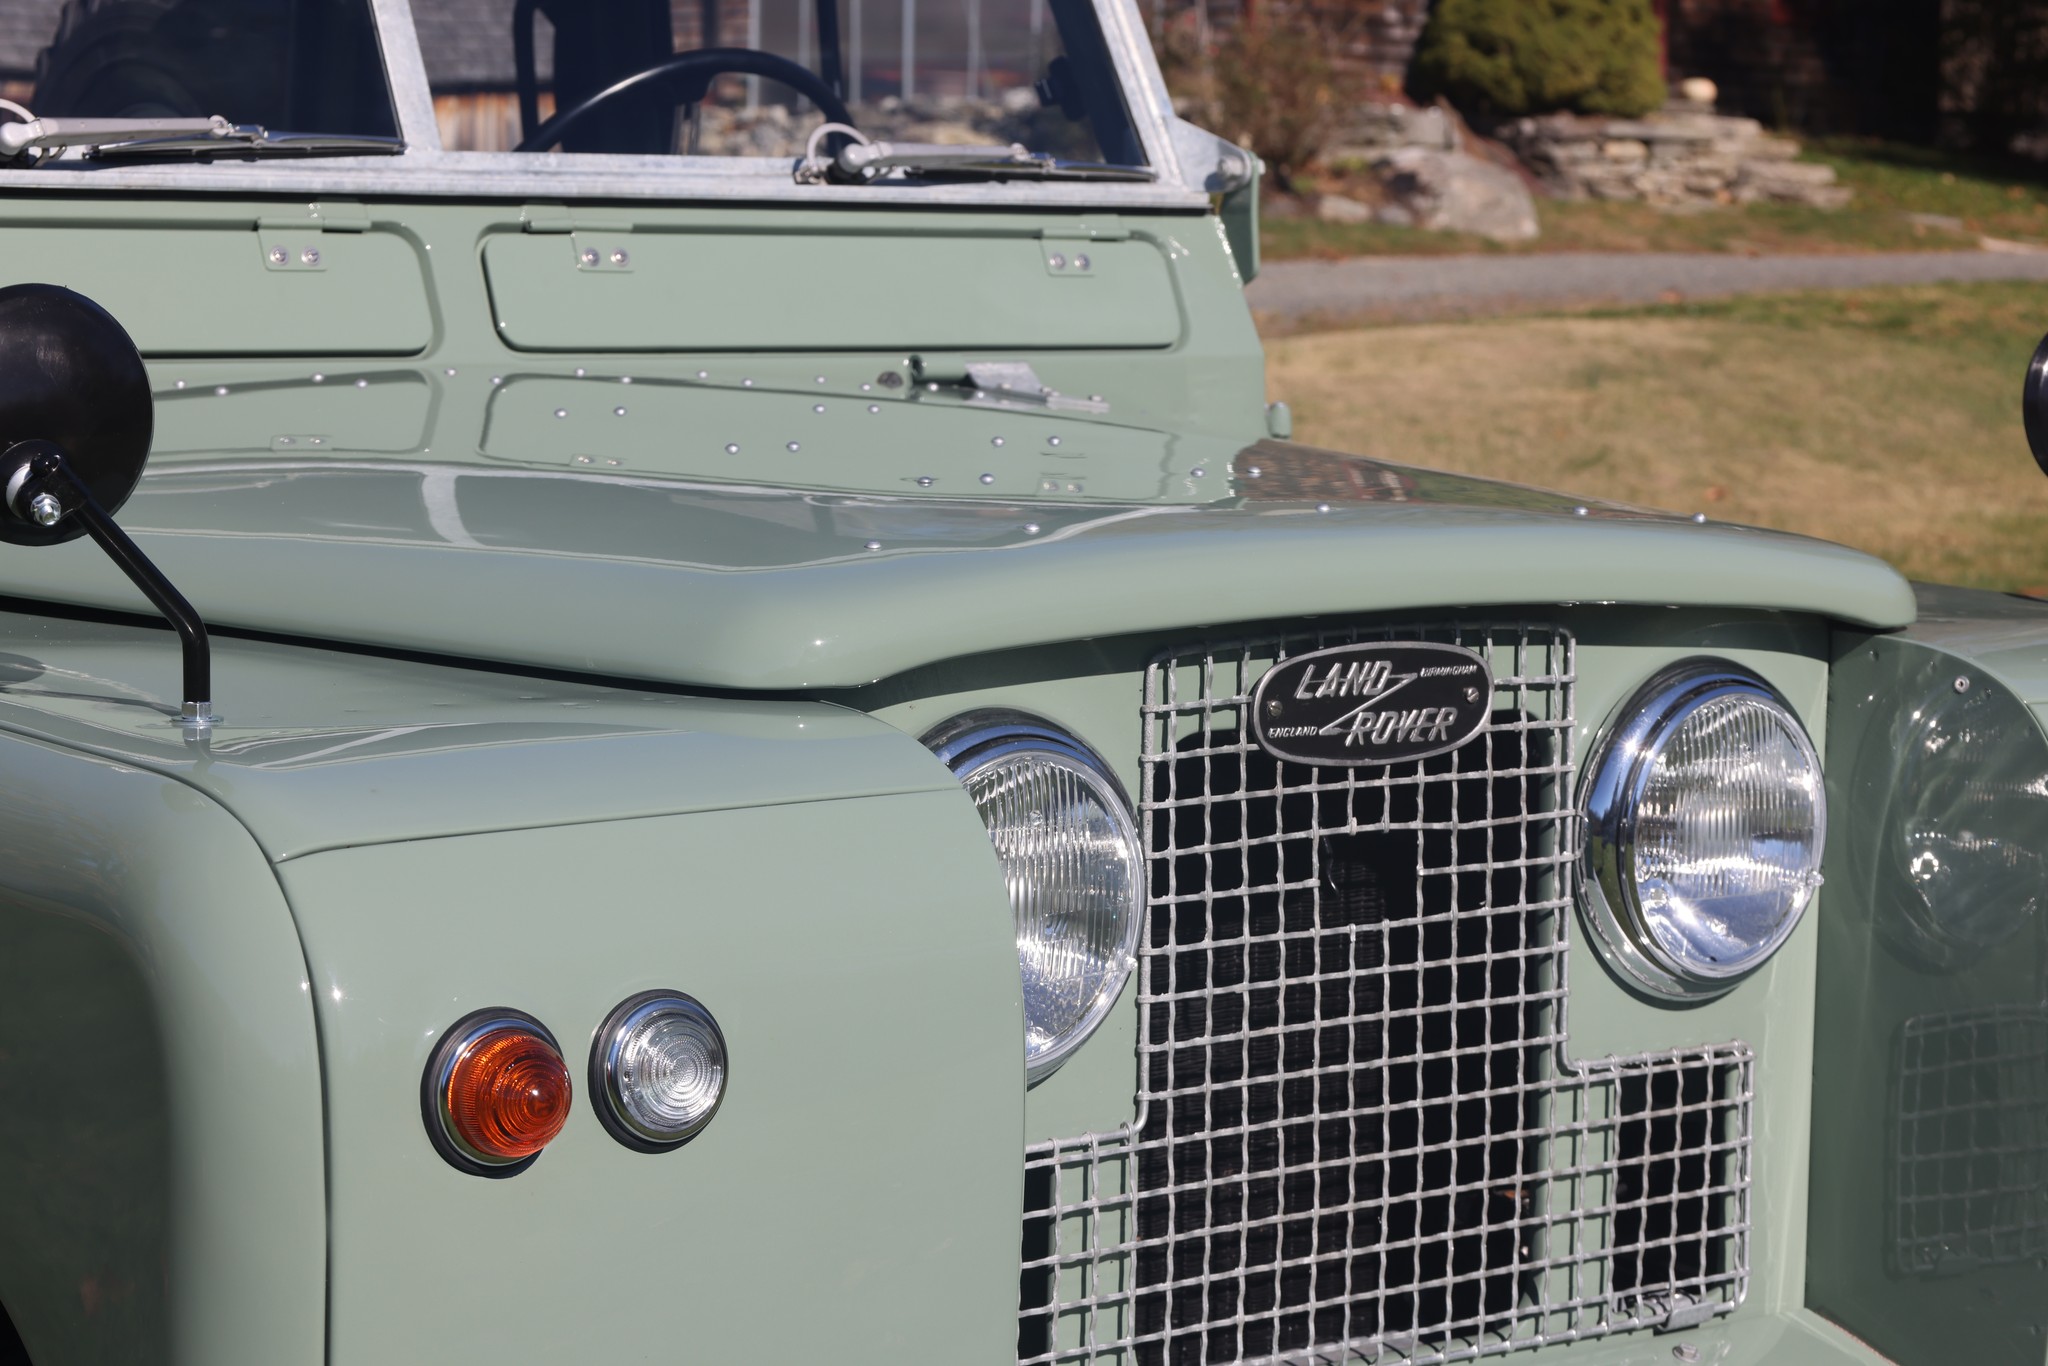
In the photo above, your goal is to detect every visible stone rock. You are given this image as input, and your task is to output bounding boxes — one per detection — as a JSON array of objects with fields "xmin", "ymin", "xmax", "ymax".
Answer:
[
  {"xmin": 1739, "ymin": 135, "xmax": 1802, "ymax": 162},
  {"xmin": 1328, "ymin": 101, "xmax": 1458, "ymax": 157},
  {"xmin": 1734, "ymin": 159, "xmax": 1846, "ymax": 207},
  {"xmin": 1740, "ymin": 159, "xmax": 1838, "ymax": 187},
  {"xmin": 1680, "ymin": 77, "xmax": 1719, "ymax": 107},
  {"xmin": 1374, "ymin": 148, "xmax": 1540, "ymax": 242},
  {"xmin": 1315, "ymin": 193, "xmax": 1377, "ymax": 224},
  {"xmin": 1501, "ymin": 109, "xmax": 1849, "ymax": 212}
]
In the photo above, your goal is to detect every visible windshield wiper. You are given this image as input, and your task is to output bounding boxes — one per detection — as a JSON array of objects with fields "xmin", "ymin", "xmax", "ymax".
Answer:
[
  {"xmin": 1, "ymin": 114, "xmax": 402, "ymax": 163},
  {"xmin": 800, "ymin": 137, "xmax": 1152, "ymax": 185}
]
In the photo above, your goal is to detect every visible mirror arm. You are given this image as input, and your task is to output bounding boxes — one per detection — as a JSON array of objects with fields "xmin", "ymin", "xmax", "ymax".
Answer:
[{"xmin": 0, "ymin": 439, "xmax": 213, "ymax": 726}]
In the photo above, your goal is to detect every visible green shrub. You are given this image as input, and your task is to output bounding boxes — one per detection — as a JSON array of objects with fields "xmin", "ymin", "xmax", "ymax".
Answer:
[{"xmin": 1410, "ymin": 0, "xmax": 1666, "ymax": 120}]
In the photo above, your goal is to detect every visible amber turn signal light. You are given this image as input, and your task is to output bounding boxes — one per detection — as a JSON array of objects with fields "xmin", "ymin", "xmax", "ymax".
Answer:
[{"xmin": 423, "ymin": 1009, "xmax": 571, "ymax": 1177}]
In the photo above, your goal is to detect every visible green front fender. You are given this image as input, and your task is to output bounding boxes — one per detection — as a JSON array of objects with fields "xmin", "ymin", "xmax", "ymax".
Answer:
[
  {"xmin": 0, "ymin": 732, "xmax": 325, "ymax": 1366},
  {"xmin": 282, "ymin": 787, "xmax": 1024, "ymax": 1365},
  {"xmin": 1812, "ymin": 585, "xmax": 2048, "ymax": 1364}
]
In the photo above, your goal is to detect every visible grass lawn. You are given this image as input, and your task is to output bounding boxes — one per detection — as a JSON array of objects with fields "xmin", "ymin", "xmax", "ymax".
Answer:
[
  {"xmin": 1263, "ymin": 139, "xmax": 2048, "ymax": 260},
  {"xmin": 1262, "ymin": 280, "xmax": 2048, "ymax": 590}
]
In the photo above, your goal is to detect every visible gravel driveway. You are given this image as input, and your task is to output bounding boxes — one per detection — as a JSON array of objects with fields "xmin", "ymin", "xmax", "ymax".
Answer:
[{"xmin": 1246, "ymin": 249, "xmax": 2048, "ymax": 323}]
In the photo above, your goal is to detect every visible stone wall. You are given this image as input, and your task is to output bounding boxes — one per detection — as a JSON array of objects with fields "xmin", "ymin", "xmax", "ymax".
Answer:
[{"xmin": 1502, "ymin": 108, "xmax": 1850, "ymax": 209}]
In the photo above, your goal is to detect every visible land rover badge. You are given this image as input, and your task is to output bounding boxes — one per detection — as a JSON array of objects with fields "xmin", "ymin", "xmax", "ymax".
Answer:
[{"xmin": 1250, "ymin": 641, "xmax": 1494, "ymax": 766}]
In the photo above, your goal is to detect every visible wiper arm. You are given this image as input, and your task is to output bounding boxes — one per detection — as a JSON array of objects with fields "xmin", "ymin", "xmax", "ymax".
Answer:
[
  {"xmin": 802, "ymin": 138, "xmax": 1153, "ymax": 185},
  {"xmin": 0, "ymin": 114, "xmax": 401, "ymax": 163}
]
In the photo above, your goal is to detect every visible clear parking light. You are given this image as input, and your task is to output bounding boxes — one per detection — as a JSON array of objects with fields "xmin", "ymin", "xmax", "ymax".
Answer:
[
  {"xmin": 1581, "ymin": 660, "xmax": 1826, "ymax": 1001},
  {"xmin": 422, "ymin": 1010, "xmax": 573, "ymax": 1176},
  {"xmin": 925, "ymin": 712, "xmax": 1144, "ymax": 1083},
  {"xmin": 590, "ymin": 991, "xmax": 728, "ymax": 1151}
]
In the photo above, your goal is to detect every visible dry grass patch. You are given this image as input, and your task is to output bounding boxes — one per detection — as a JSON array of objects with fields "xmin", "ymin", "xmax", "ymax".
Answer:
[{"xmin": 1263, "ymin": 283, "xmax": 2048, "ymax": 589}]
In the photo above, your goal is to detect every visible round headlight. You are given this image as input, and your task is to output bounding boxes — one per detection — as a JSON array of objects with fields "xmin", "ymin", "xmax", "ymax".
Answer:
[
  {"xmin": 1582, "ymin": 661, "xmax": 1826, "ymax": 1000},
  {"xmin": 926, "ymin": 712, "xmax": 1143, "ymax": 1083},
  {"xmin": 590, "ymin": 991, "xmax": 728, "ymax": 1151}
]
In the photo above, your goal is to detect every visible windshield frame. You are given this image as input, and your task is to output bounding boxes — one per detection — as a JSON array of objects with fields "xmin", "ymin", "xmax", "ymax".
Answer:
[{"xmin": 0, "ymin": 0, "xmax": 1210, "ymax": 207}]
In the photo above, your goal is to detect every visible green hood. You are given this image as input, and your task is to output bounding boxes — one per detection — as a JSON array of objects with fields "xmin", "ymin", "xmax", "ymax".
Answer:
[{"xmin": 0, "ymin": 364, "xmax": 1914, "ymax": 690}]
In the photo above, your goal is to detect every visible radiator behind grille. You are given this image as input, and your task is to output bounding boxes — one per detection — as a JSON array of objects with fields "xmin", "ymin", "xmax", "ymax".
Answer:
[{"xmin": 1018, "ymin": 624, "xmax": 1752, "ymax": 1366}]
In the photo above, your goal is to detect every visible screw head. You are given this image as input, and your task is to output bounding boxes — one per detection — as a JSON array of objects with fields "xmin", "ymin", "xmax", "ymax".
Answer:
[
  {"xmin": 1049, "ymin": 252, "xmax": 1068, "ymax": 269},
  {"xmin": 300, "ymin": 247, "xmax": 320, "ymax": 266},
  {"xmin": 916, "ymin": 476, "xmax": 935, "ymax": 487},
  {"xmin": 580, "ymin": 248, "xmax": 600, "ymax": 267},
  {"xmin": 1671, "ymin": 1346, "xmax": 1701, "ymax": 1364},
  {"xmin": 1024, "ymin": 523, "xmax": 1041, "ymax": 535},
  {"xmin": 1075, "ymin": 253, "xmax": 1091, "ymax": 270},
  {"xmin": 1048, "ymin": 435, "xmax": 1061, "ymax": 447},
  {"xmin": 1955, "ymin": 675, "xmax": 1972, "ymax": 694},
  {"xmin": 610, "ymin": 249, "xmax": 629, "ymax": 266},
  {"xmin": 877, "ymin": 371, "xmax": 905, "ymax": 389},
  {"xmin": 979, "ymin": 473, "xmax": 996, "ymax": 485},
  {"xmin": 1266, "ymin": 699, "xmax": 1283, "ymax": 716},
  {"xmin": 864, "ymin": 540, "xmax": 882, "ymax": 551},
  {"xmin": 268, "ymin": 246, "xmax": 288, "ymax": 265},
  {"xmin": 26, "ymin": 492, "xmax": 62, "ymax": 527}
]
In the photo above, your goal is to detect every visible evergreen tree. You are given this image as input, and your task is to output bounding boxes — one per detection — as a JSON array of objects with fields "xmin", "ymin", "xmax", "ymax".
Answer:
[{"xmin": 1409, "ymin": 0, "xmax": 1666, "ymax": 120}]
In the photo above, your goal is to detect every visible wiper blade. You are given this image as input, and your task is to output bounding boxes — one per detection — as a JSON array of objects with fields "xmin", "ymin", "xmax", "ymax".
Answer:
[
  {"xmin": 0, "ymin": 114, "xmax": 402, "ymax": 162},
  {"xmin": 811, "ymin": 139, "xmax": 1152, "ymax": 184}
]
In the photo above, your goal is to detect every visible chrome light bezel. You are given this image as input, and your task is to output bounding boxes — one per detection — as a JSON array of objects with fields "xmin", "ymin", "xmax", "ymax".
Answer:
[
  {"xmin": 1580, "ymin": 659, "xmax": 1826, "ymax": 1002},
  {"xmin": 924, "ymin": 710, "xmax": 1144, "ymax": 1084},
  {"xmin": 589, "ymin": 990, "xmax": 728, "ymax": 1152},
  {"xmin": 421, "ymin": 1007, "xmax": 563, "ymax": 1178}
]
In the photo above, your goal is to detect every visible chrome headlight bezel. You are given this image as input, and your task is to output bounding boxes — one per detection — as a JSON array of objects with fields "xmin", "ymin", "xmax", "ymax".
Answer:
[
  {"xmin": 1580, "ymin": 659, "xmax": 1826, "ymax": 1002},
  {"xmin": 925, "ymin": 710, "xmax": 1144, "ymax": 1084}
]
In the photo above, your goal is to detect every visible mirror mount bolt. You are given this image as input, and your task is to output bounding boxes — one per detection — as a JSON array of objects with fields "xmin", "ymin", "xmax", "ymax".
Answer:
[{"xmin": 26, "ymin": 492, "xmax": 60, "ymax": 526}]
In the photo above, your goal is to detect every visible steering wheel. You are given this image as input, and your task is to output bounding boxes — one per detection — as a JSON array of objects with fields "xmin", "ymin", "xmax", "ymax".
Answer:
[{"xmin": 516, "ymin": 50, "xmax": 855, "ymax": 153}]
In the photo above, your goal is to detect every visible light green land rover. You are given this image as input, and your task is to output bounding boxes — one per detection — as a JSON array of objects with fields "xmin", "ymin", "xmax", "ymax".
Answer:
[{"xmin": 0, "ymin": 2, "xmax": 2038, "ymax": 1364}]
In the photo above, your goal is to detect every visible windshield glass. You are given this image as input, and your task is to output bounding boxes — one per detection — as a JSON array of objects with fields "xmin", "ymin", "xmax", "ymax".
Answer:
[
  {"xmin": 417, "ymin": 0, "xmax": 1145, "ymax": 165},
  {"xmin": 0, "ymin": 0, "xmax": 396, "ymax": 136}
]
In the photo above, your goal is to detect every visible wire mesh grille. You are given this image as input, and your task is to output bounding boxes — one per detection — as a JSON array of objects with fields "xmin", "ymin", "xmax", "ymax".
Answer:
[
  {"xmin": 1893, "ymin": 1006, "xmax": 2048, "ymax": 1276},
  {"xmin": 1018, "ymin": 623, "xmax": 1753, "ymax": 1366}
]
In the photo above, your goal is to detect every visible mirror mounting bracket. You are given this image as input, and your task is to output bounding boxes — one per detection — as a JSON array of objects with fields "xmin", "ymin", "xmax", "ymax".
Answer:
[{"xmin": 0, "ymin": 438, "xmax": 214, "ymax": 728}]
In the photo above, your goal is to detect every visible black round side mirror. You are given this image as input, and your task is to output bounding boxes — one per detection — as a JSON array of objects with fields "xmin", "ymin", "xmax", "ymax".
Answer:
[
  {"xmin": 0, "ymin": 283, "xmax": 152, "ymax": 546},
  {"xmin": 2027, "ymin": 332, "xmax": 2048, "ymax": 480}
]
